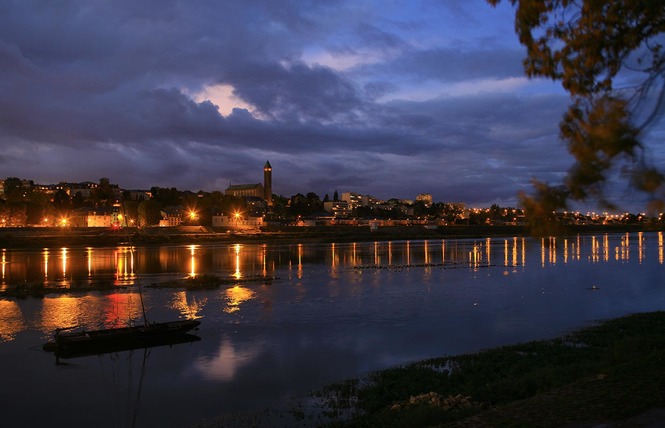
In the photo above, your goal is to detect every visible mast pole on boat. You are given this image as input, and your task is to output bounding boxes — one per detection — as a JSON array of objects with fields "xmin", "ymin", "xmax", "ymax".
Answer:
[
  {"xmin": 121, "ymin": 198, "xmax": 149, "ymax": 326},
  {"xmin": 132, "ymin": 245, "xmax": 149, "ymax": 326}
]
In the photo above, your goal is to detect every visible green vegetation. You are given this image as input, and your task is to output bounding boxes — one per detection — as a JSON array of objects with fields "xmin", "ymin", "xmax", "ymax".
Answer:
[{"xmin": 294, "ymin": 311, "xmax": 665, "ymax": 427}]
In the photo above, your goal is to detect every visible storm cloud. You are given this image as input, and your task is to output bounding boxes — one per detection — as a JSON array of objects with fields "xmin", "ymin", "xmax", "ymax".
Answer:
[{"xmin": 2, "ymin": 0, "xmax": 655, "ymax": 209}]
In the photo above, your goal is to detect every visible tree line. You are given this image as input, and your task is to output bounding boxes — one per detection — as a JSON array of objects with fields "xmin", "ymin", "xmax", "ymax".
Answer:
[{"xmin": 1, "ymin": 177, "xmax": 527, "ymax": 227}]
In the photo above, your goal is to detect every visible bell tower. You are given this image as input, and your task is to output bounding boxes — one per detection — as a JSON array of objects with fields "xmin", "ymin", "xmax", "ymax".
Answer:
[{"xmin": 263, "ymin": 160, "xmax": 272, "ymax": 206}]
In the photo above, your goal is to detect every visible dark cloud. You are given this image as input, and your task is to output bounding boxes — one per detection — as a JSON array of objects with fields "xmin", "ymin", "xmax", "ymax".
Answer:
[{"xmin": 3, "ymin": 0, "xmax": 647, "ymax": 209}]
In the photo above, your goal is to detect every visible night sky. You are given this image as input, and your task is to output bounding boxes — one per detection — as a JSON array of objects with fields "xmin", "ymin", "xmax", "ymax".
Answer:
[{"xmin": 1, "ymin": 1, "xmax": 662, "ymax": 210}]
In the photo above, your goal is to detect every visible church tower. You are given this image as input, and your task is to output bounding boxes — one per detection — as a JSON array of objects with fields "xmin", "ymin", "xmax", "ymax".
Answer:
[{"xmin": 263, "ymin": 160, "xmax": 272, "ymax": 206}]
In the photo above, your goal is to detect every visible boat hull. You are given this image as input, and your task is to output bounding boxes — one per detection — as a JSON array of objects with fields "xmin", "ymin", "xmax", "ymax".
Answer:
[{"xmin": 43, "ymin": 320, "xmax": 201, "ymax": 359}]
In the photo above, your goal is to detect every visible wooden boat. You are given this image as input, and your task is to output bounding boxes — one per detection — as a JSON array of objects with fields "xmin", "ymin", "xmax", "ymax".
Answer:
[
  {"xmin": 43, "ymin": 320, "xmax": 201, "ymax": 359},
  {"xmin": 43, "ymin": 217, "xmax": 202, "ymax": 359}
]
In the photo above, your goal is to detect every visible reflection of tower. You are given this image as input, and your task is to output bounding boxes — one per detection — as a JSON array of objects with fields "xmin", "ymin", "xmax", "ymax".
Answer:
[{"xmin": 264, "ymin": 160, "xmax": 272, "ymax": 206}]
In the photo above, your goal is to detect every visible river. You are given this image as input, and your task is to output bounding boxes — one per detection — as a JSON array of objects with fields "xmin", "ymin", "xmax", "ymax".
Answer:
[{"xmin": 1, "ymin": 232, "xmax": 663, "ymax": 427}]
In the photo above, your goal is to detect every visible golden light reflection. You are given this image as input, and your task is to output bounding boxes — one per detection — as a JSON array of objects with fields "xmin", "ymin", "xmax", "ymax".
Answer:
[
  {"xmin": 190, "ymin": 244, "xmax": 198, "ymax": 277},
  {"xmin": 0, "ymin": 300, "xmax": 26, "ymax": 342},
  {"xmin": 603, "ymin": 234, "xmax": 610, "ymax": 262},
  {"xmin": 40, "ymin": 296, "xmax": 84, "ymax": 333},
  {"xmin": 223, "ymin": 285, "xmax": 255, "ymax": 313},
  {"xmin": 297, "ymin": 243, "xmax": 303, "ymax": 278},
  {"xmin": 87, "ymin": 247, "xmax": 93, "ymax": 277},
  {"xmin": 0, "ymin": 232, "xmax": 661, "ymax": 294},
  {"xmin": 576, "ymin": 234, "xmax": 581, "ymax": 260},
  {"xmin": 592, "ymin": 236, "xmax": 601, "ymax": 263},
  {"xmin": 170, "ymin": 290, "xmax": 207, "ymax": 319},
  {"xmin": 388, "ymin": 241, "xmax": 392, "ymax": 265},
  {"xmin": 540, "ymin": 237, "xmax": 557, "ymax": 266},
  {"xmin": 521, "ymin": 237, "xmax": 526, "ymax": 266},
  {"xmin": 616, "ymin": 233, "xmax": 630, "ymax": 261},
  {"xmin": 512, "ymin": 237, "xmax": 519, "ymax": 267},
  {"xmin": 61, "ymin": 247, "xmax": 68, "ymax": 279},
  {"xmin": 469, "ymin": 243, "xmax": 481, "ymax": 268},
  {"xmin": 352, "ymin": 242, "xmax": 358, "ymax": 266},
  {"xmin": 43, "ymin": 249, "xmax": 49, "ymax": 280},
  {"xmin": 233, "ymin": 244, "xmax": 242, "ymax": 279},
  {"xmin": 262, "ymin": 244, "xmax": 268, "ymax": 276},
  {"xmin": 1, "ymin": 249, "xmax": 6, "ymax": 285},
  {"xmin": 549, "ymin": 237, "xmax": 556, "ymax": 265},
  {"xmin": 115, "ymin": 247, "xmax": 136, "ymax": 284},
  {"xmin": 406, "ymin": 241, "xmax": 411, "ymax": 265}
]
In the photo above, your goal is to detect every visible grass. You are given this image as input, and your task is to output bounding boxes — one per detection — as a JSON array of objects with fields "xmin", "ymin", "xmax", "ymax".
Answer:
[{"xmin": 295, "ymin": 311, "xmax": 665, "ymax": 427}]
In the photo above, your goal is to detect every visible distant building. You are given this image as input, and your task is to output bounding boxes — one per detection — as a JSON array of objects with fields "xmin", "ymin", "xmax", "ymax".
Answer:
[
  {"xmin": 341, "ymin": 192, "xmax": 369, "ymax": 209},
  {"xmin": 68, "ymin": 181, "xmax": 98, "ymax": 198},
  {"xmin": 323, "ymin": 200, "xmax": 352, "ymax": 217},
  {"xmin": 159, "ymin": 206, "xmax": 184, "ymax": 227},
  {"xmin": 70, "ymin": 205, "xmax": 121, "ymax": 227},
  {"xmin": 225, "ymin": 183, "xmax": 265, "ymax": 198},
  {"xmin": 264, "ymin": 160, "xmax": 272, "ymax": 206},
  {"xmin": 224, "ymin": 160, "xmax": 273, "ymax": 209},
  {"xmin": 212, "ymin": 214, "xmax": 263, "ymax": 230}
]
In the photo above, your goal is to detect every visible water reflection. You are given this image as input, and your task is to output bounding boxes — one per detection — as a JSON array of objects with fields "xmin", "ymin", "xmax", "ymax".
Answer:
[
  {"xmin": 115, "ymin": 247, "xmax": 137, "ymax": 285},
  {"xmin": 38, "ymin": 293, "xmax": 145, "ymax": 334},
  {"xmin": 1, "ymin": 249, "xmax": 6, "ymax": 287},
  {"xmin": 197, "ymin": 335, "xmax": 261, "ymax": 381},
  {"xmin": 1, "ymin": 232, "xmax": 665, "ymax": 428},
  {"xmin": 190, "ymin": 245, "xmax": 198, "ymax": 278},
  {"xmin": 0, "ymin": 233, "xmax": 663, "ymax": 290},
  {"xmin": 0, "ymin": 300, "xmax": 25, "ymax": 341},
  {"xmin": 223, "ymin": 286, "xmax": 255, "ymax": 313},
  {"xmin": 170, "ymin": 290, "xmax": 207, "ymax": 319}
]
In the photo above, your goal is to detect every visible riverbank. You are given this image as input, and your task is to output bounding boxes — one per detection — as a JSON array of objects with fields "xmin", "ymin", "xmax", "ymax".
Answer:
[
  {"xmin": 0, "ymin": 224, "xmax": 654, "ymax": 249},
  {"xmin": 198, "ymin": 311, "xmax": 665, "ymax": 427}
]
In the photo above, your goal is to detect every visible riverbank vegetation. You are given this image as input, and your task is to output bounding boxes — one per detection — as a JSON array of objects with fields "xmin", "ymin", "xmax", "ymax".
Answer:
[
  {"xmin": 281, "ymin": 311, "xmax": 665, "ymax": 427},
  {"xmin": 200, "ymin": 312, "xmax": 665, "ymax": 427}
]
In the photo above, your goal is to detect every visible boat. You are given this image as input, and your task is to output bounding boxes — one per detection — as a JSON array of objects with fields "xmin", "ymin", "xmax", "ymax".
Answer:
[
  {"xmin": 43, "ymin": 319, "xmax": 201, "ymax": 359},
  {"xmin": 43, "ymin": 218, "xmax": 201, "ymax": 359}
]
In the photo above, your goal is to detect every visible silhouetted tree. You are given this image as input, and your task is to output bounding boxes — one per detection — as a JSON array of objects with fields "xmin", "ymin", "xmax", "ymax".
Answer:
[
  {"xmin": 2, "ymin": 177, "xmax": 24, "ymax": 202},
  {"xmin": 489, "ymin": 0, "xmax": 665, "ymax": 215},
  {"xmin": 150, "ymin": 186, "xmax": 181, "ymax": 206},
  {"xmin": 71, "ymin": 191, "xmax": 85, "ymax": 209},
  {"xmin": 138, "ymin": 199, "xmax": 162, "ymax": 227},
  {"xmin": 121, "ymin": 200, "xmax": 139, "ymax": 226},
  {"xmin": 53, "ymin": 189, "xmax": 71, "ymax": 213}
]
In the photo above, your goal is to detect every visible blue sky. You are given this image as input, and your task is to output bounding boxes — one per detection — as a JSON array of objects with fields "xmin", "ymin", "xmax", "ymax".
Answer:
[{"xmin": 0, "ymin": 0, "xmax": 661, "ymax": 210}]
